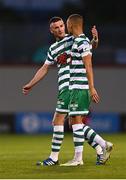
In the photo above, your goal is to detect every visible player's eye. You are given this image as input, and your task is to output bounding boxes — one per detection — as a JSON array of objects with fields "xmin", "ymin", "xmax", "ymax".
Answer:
[{"xmin": 55, "ymin": 26, "xmax": 58, "ymax": 29}]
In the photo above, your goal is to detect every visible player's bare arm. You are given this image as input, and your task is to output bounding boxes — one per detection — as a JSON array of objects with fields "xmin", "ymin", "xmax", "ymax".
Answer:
[
  {"xmin": 91, "ymin": 25, "xmax": 99, "ymax": 49},
  {"xmin": 22, "ymin": 63, "xmax": 50, "ymax": 95},
  {"xmin": 83, "ymin": 54, "xmax": 100, "ymax": 103}
]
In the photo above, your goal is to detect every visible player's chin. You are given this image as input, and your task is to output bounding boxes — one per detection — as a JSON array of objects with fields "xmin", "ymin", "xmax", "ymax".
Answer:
[{"xmin": 59, "ymin": 33, "xmax": 65, "ymax": 38}]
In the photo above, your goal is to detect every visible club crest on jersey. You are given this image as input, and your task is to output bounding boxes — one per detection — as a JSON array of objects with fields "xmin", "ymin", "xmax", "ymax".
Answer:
[
  {"xmin": 70, "ymin": 103, "xmax": 78, "ymax": 111},
  {"xmin": 57, "ymin": 53, "xmax": 71, "ymax": 65}
]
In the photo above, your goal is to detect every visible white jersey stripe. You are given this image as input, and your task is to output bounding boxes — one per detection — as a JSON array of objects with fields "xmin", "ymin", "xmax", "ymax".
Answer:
[
  {"xmin": 69, "ymin": 111, "xmax": 89, "ymax": 115},
  {"xmin": 44, "ymin": 60, "xmax": 54, "ymax": 65},
  {"xmin": 51, "ymin": 44, "xmax": 65, "ymax": 56},
  {"xmin": 70, "ymin": 68, "xmax": 86, "ymax": 73},
  {"xmin": 69, "ymin": 34, "xmax": 92, "ymax": 90},
  {"xmin": 50, "ymin": 35, "xmax": 72, "ymax": 49},
  {"xmin": 70, "ymin": 77, "xmax": 88, "ymax": 81},
  {"xmin": 56, "ymin": 108, "xmax": 69, "ymax": 113},
  {"xmin": 78, "ymin": 43, "xmax": 92, "ymax": 51},
  {"xmin": 58, "ymin": 65, "xmax": 69, "ymax": 74},
  {"xmin": 48, "ymin": 52, "xmax": 53, "ymax": 60},
  {"xmin": 59, "ymin": 82, "xmax": 69, "ymax": 91},
  {"xmin": 46, "ymin": 34, "xmax": 74, "ymax": 91},
  {"xmin": 58, "ymin": 74, "xmax": 70, "ymax": 82},
  {"xmin": 71, "ymin": 52, "xmax": 81, "ymax": 57},
  {"xmin": 69, "ymin": 84, "xmax": 89, "ymax": 90},
  {"xmin": 72, "ymin": 60, "xmax": 83, "ymax": 65},
  {"xmin": 81, "ymin": 51, "xmax": 92, "ymax": 57}
]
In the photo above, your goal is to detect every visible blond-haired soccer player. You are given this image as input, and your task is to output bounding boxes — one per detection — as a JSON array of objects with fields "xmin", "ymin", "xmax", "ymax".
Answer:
[{"xmin": 60, "ymin": 14, "xmax": 113, "ymax": 166}]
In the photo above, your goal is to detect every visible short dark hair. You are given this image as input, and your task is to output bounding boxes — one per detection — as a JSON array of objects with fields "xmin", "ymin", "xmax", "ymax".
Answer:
[
  {"xmin": 68, "ymin": 14, "xmax": 83, "ymax": 21},
  {"xmin": 49, "ymin": 16, "xmax": 63, "ymax": 24},
  {"xmin": 68, "ymin": 14, "xmax": 83, "ymax": 27}
]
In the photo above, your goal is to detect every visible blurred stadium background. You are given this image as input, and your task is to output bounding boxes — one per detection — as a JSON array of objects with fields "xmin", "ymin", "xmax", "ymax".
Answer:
[
  {"xmin": 0, "ymin": 0, "xmax": 126, "ymax": 134},
  {"xmin": 0, "ymin": 0, "xmax": 126, "ymax": 178}
]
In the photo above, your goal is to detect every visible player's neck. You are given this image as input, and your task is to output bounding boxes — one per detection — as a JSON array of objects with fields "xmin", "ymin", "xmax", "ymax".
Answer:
[
  {"xmin": 55, "ymin": 34, "xmax": 65, "ymax": 41},
  {"xmin": 72, "ymin": 28, "xmax": 83, "ymax": 37},
  {"xmin": 56, "ymin": 37, "xmax": 64, "ymax": 42}
]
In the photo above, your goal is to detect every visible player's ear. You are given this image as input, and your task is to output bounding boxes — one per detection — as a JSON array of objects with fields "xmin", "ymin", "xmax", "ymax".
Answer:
[
  {"xmin": 50, "ymin": 23, "xmax": 53, "ymax": 34},
  {"xmin": 50, "ymin": 27, "xmax": 53, "ymax": 34},
  {"xmin": 69, "ymin": 21, "xmax": 72, "ymax": 29}
]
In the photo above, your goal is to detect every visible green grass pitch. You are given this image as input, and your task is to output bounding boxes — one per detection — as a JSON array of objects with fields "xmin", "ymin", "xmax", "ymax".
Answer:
[{"xmin": 0, "ymin": 133, "xmax": 126, "ymax": 179}]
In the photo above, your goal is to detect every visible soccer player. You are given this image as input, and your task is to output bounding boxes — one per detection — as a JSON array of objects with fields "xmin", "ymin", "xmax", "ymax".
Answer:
[
  {"xmin": 22, "ymin": 16, "xmax": 112, "ymax": 166},
  {"xmin": 60, "ymin": 14, "xmax": 113, "ymax": 166}
]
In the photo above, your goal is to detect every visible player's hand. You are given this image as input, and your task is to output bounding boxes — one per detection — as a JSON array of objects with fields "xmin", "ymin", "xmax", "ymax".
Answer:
[
  {"xmin": 22, "ymin": 83, "xmax": 32, "ymax": 95},
  {"xmin": 90, "ymin": 87, "xmax": 100, "ymax": 103},
  {"xmin": 91, "ymin": 25, "xmax": 98, "ymax": 41}
]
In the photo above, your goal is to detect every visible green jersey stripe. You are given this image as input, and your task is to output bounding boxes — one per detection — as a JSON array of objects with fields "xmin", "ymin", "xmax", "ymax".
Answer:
[
  {"xmin": 70, "ymin": 81, "xmax": 88, "ymax": 85},
  {"xmin": 78, "ymin": 39, "xmax": 90, "ymax": 47},
  {"xmin": 58, "ymin": 74, "xmax": 70, "ymax": 82},
  {"xmin": 72, "ymin": 56, "xmax": 82, "ymax": 60},
  {"xmin": 45, "ymin": 34, "xmax": 74, "ymax": 91},
  {"xmin": 58, "ymin": 70, "xmax": 70, "ymax": 78},
  {"xmin": 70, "ymin": 34, "xmax": 92, "ymax": 90},
  {"xmin": 51, "ymin": 37, "xmax": 73, "ymax": 51},
  {"xmin": 59, "ymin": 82, "xmax": 69, "ymax": 91},
  {"xmin": 58, "ymin": 78, "xmax": 70, "ymax": 86},
  {"xmin": 70, "ymin": 64, "xmax": 85, "ymax": 69},
  {"xmin": 70, "ymin": 73, "xmax": 86, "ymax": 77},
  {"xmin": 52, "ymin": 46, "xmax": 72, "ymax": 59}
]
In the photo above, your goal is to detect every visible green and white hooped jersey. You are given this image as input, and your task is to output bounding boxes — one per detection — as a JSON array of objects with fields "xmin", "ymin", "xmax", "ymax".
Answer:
[
  {"xmin": 70, "ymin": 34, "xmax": 92, "ymax": 90},
  {"xmin": 45, "ymin": 34, "xmax": 73, "ymax": 91}
]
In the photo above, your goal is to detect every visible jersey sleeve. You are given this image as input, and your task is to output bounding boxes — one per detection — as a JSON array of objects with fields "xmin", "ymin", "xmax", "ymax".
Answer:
[
  {"xmin": 78, "ymin": 40, "xmax": 92, "ymax": 57},
  {"xmin": 44, "ymin": 47, "xmax": 54, "ymax": 65}
]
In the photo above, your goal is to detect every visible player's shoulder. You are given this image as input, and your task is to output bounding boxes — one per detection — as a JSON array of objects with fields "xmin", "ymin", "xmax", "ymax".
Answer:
[
  {"xmin": 61, "ymin": 34, "xmax": 73, "ymax": 43},
  {"xmin": 65, "ymin": 34, "xmax": 74, "ymax": 38},
  {"xmin": 49, "ymin": 41, "xmax": 58, "ymax": 51},
  {"xmin": 75, "ymin": 34, "xmax": 90, "ymax": 45},
  {"xmin": 49, "ymin": 34, "xmax": 73, "ymax": 50}
]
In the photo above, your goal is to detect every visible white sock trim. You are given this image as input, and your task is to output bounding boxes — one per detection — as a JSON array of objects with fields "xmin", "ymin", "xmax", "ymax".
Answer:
[
  {"xmin": 72, "ymin": 124, "xmax": 83, "ymax": 132},
  {"xmin": 75, "ymin": 146, "xmax": 83, "ymax": 152},
  {"xmin": 94, "ymin": 135, "xmax": 106, "ymax": 149},
  {"xmin": 54, "ymin": 125, "xmax": 64, "ymax": 132}
]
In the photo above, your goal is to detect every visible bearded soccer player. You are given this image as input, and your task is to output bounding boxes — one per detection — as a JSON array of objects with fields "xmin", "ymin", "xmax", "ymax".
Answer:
[{"xmin": 23, "ymin": 16, "xmax": 112, "ymax": 166}]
